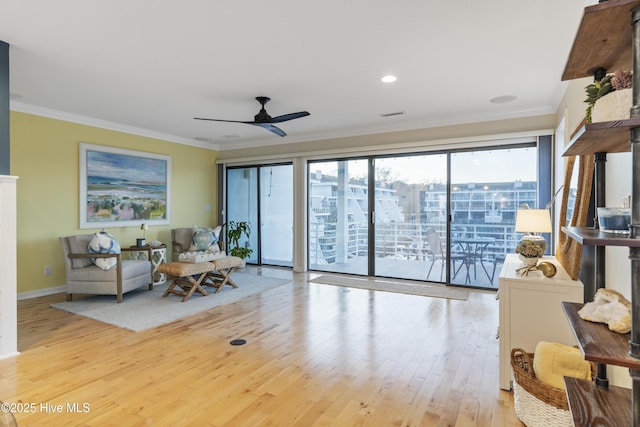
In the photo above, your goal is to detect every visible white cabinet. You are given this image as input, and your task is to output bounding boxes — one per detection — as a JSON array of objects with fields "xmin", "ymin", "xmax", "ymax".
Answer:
[
  {"xmin": 498, "ymin": 253, "xmax": 583, "ymax": 390},
  {"xmin": 0, "ymin": 175, "xmax": 17, "ymax": 359}
]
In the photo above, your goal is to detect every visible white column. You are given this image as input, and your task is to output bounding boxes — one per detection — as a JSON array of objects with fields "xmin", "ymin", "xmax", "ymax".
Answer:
[
  {"xmin": 293, "ymin": 158, "xmax": 307, "ymax": 272},
  {"xmin": 0, "ymin": 175, "xmax": 18, "ymax": 359}
]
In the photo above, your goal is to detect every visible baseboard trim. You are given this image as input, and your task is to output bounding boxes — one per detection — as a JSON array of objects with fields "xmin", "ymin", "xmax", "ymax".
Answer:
[
  {"xmin": 0, "ymin": 351, "xmax": 20, "ymax": 360},
  {"xmin": 18, "ymin": 285, "xmax": 65, "ymax": 300}
]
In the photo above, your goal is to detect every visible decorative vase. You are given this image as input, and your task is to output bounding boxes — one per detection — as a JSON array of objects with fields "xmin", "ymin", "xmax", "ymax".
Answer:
[
  {"xmin": 592, "ymin": 88, "xmax": 632, "ymax": 123},
  {"xmin": 518, "ymin": 254, "xmax": 538, "ymax": 266}
]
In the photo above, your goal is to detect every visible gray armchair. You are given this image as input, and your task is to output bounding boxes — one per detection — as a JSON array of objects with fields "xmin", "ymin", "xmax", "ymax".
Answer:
[
  {"xmin": 171, "ymin": 226, "xmax": 225, "ymax": 262},
  {"xmin": 59, "ymin": 234, "xmax": 153, "ymax": 303}
]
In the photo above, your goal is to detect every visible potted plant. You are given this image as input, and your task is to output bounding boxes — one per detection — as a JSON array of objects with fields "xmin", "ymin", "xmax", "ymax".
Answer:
[
  {"xmin": 584, "ymin": 71, "xmax": 613, "ymax": 123},
  {"xmin": 515, "ymin": 239, "xmax": 544, "ymax": 266},
  {"xmin": 225, "ymin": 221, "xmax": 253, "ymax": 263}
]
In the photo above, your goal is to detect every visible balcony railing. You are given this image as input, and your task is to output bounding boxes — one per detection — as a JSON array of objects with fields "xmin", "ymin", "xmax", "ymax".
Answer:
[{"xmin": 309, "ymin": 221, "xmax": 521, "ymax": 266}]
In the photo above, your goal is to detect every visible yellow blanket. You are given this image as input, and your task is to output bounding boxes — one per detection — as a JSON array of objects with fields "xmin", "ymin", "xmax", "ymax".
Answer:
[{"xmin": 533, "ymin": 341, "xmax": 591, "ymax": 390}]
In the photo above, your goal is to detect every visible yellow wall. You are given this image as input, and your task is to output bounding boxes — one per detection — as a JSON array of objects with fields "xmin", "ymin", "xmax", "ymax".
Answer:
[{"xmin": 10, "ymin": 112, "xmax": 218, "ymax": 294}]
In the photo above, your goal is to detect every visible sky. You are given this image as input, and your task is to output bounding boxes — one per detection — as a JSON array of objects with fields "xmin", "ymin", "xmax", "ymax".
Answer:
[{"xmin": 311, "ymin": 147, "xmax": 537, "ymax": 185}]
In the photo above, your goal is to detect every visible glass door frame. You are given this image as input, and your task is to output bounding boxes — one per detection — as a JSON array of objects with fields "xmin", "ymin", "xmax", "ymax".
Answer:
[
  {"xmin": 306, "ymin": 157, "xmax": 371, "ymax": 276},
  {"xmin": 223, "ymin": 162, "xmax": 294, "ymax": 267},
  {"xmin": 446, "ymin": 141, "xmax": 550, "ymax": 289}
]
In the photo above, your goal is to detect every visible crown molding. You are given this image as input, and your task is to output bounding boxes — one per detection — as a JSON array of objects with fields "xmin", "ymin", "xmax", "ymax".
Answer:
[{"xmin": 10, "ymin": 102, "xmax": 220, "ymax": 151}]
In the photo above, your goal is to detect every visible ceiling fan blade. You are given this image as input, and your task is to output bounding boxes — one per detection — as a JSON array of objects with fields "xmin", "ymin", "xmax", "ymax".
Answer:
[
  {"xmin": 251, "ymin": 122, "xmax": 287, "ymax": 137},
  {"xmin": 194, "ymin": 97, "xmax": 307, "ymax": 137},
  {"xmin": 193, "ymin": 117, "xmax": 251, "ymax": 124},
  {"xmin": 195, "ymin": 117, "xmax": 286, "ymax": 136},
  {"xmin": 268, "ymin": 111, "xmax": 310, "ymax": 123}
]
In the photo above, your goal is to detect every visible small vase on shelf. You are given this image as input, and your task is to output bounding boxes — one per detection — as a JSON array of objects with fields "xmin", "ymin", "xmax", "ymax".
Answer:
[{"xmin": 516, "ymin": 254, "xmax": 539, "ymax": 276}]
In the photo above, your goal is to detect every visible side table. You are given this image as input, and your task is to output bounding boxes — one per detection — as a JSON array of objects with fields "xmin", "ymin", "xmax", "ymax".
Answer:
[
  {"xmin": 497, "ymin": 254, "xmax": 583, "ymax": 390},
  {"xmin": 127, "ymin": 244, "xmax": 167, "ymax": 284}
]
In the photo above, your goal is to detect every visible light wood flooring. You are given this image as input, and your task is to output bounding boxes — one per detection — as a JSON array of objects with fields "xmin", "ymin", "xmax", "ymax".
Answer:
[{"xmin": 1, "ymin": 267, "xmax": 523, "ymax": 426}]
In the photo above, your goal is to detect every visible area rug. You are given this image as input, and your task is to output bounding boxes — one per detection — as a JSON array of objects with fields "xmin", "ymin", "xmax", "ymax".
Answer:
[
  {"xmin": 51, "ymin": 272, "xmax": 291, "ymax": 332},
  {"xmin": 309, "ymin": 275, "xmax": 468, "ymax": 300}
]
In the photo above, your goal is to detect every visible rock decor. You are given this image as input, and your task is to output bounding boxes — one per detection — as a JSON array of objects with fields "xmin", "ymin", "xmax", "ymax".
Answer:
[{"xmin": 578, "ymin": 288, "xmax": 631, "ymax": 334}]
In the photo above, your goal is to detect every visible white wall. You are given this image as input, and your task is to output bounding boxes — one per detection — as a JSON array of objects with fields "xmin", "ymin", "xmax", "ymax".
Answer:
[{"xmin": 604, "ymin": 152, "xmax": 633, "ymax": 386}]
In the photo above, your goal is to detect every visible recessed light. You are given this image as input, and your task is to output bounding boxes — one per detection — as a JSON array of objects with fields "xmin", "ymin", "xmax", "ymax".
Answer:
[
  {"xmin": 490, "ymin": 95, "xmax": 517, "ymax": 104},
  {"xmin": 381, "ymin": 75, "xmax": 397, "ymax": 83},
  {"xmin": 194, "ymin": 137, "xmax": 214, "ymax": 143}
]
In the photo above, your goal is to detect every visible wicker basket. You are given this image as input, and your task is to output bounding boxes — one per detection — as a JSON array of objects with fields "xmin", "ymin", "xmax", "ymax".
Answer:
[{"xmin": 510, "ymin": 348, "xmax": 574, "ymax": 427}]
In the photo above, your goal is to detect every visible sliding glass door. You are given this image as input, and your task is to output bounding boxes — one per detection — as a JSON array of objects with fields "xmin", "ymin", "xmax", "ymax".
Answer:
[
  {"xmin": 260, "ymin": 165, "xmax": 293, "ymax": 266},
  {"xmin": 308, "ymin": 159, "xmax": 369, "ymax": 275},
  {"xmin": 374, "ymin": 154, "xmax": 447, "ymax": 281},
  {"xmin": 227, "ymin": 167, "xmax": 259, "ymax": 264},
  {"xmin": 307, "ymin": 144, "xmax": 542, "ymax": 288},
  {"xmin": 449, "ymin": 147, "xmax": 538, "ymax": 288},
  {"xmin": 308, "ymin": 154, "xmax": 449, "ymax": 281},
  {"xmin": 226, "ymin": 164, "xmax": 293, "ymax": 266}
]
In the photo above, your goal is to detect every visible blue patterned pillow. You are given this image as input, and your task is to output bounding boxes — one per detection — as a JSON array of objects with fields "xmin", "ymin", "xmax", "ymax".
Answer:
[
  {"xmin": 88, "ymin": 231, "xmax": 121, "ymax": 270},
  {"xmin": 188, "ymin": 226, "xmax": 221, "ymax": 252}
]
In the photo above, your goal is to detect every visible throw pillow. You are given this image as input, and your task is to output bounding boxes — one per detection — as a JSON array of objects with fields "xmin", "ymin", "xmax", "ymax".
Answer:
[
  {"xmin": 88, "ymin": 231, "xmax": 121, "ymax": 270},
  {"xmin": 188, "ymin": 226, "xmax": 222, "ymax": 252}
]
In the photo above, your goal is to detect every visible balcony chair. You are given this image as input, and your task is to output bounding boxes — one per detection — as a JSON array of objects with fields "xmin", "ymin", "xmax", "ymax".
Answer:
[
  {"xmin": 59, "ymin": 234, "xmax": 153, "ymax": 303},
  {"xmin": 425, "ymin": 228, "xmax": 465, "ymax": 282},
  {"xmin": 488, "ymin": 253, "xmax": 506, "ymax": 285}
]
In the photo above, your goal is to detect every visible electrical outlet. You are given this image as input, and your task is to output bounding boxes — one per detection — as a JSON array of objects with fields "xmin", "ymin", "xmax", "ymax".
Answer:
[{"xmin": 44, "ymin": 265, "xmax": 52, "ymax": 276}]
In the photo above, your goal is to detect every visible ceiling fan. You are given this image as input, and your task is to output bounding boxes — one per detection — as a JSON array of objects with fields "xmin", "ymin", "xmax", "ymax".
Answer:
[{"xmin": 194, "ymin": 96, "xmax": 310, "ymax": 137}]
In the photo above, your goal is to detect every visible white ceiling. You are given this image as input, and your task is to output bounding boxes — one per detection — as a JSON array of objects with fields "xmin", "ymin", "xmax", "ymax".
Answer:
[{"xmin": 1, "ymin": 0, "xmax": 589, "ymax": 151}]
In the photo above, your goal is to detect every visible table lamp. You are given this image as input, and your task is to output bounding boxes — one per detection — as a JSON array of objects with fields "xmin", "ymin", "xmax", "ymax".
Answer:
[
  {"xmin": 515, "ymin": 209, "xmax": 552, "ymax": 254},
  {"xmin": 137, "ymin": 223, "xmax": 148, "ymax": 247}
]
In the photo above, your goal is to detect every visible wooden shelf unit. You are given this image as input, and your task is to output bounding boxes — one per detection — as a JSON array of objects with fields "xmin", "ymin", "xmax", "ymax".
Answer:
[
  {"xmin": 564, "ymin": 377, "xmax": 631, "ymax": 427},
  {"xmin": 558, "ymin": 1, "xmax": 640, "ymax": 425},
  {"xmin": 562, "ymin": 0, "xmax": 639, "ymax": 81},
  {"xmin": 562, "ymin": 226, "xmax": 640, "ymax": 247},
  {"xmin": 563, "ymin": 118, "xmax": 640, "ymax": 156},
  {"xmin": 562, "ymin": 302, "xmax": 640, "ymax": 370}
]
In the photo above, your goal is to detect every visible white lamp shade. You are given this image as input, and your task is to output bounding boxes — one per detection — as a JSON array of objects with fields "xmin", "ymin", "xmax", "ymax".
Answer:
[
  {"xmin": 515, "ymin": 209, "xmax": 552, "ymax": 233},
  {"xmin": 140, "ymin": 223, "xmax": 149, "ymax": 231}
]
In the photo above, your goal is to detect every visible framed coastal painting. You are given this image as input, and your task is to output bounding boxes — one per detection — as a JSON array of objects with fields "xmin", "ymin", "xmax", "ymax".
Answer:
[{"xmin": 79, "ymin": 143, "xmax": 171, "ymax": 228}]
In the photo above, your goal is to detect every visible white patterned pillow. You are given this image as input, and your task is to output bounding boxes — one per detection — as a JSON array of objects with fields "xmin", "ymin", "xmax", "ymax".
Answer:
[
  {"xmin": 188, "ymin": 226, "xmax": 222, "ymax": 252},
  {"xmin": 88, "ymin": 231, "xmax": 121, "ymax": 270}
]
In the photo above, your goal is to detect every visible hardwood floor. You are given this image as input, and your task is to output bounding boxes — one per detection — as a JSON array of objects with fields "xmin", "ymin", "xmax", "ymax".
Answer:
[{"xmin": 2, "ymin": 267, "xmax": 522, "ymax": 426}]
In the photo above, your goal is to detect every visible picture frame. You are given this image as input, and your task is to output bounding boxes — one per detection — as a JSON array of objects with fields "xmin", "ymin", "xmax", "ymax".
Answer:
[{"xmin": 79, "ymin": 143, "xmax": 171, "ymax": 229}]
